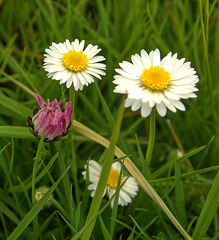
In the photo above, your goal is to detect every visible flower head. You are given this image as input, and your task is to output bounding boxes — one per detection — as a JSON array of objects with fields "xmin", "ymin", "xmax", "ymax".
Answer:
[
  {"xmin": 27, "ymin": 93, "xmax": 73, "ymax": 142},
  {"xmin": 113, "ymin": 49, "xmax": 199, "ymax": 117},
  {"xmin": 43, "ymin": 39, "xmax": 106, "ymax": 90},
  {"xmin": 82, "ymin": 160, "xmax": 139, "ymax": 208},
  {"xmin": 35, "ymin": 186, "xmax": 54, "ymax": 208}
]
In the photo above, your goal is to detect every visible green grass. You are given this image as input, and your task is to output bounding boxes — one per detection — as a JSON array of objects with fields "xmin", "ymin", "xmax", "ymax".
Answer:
[{"xmin": 0, "ymin": 0, "xmax": 219, "ymax": 239}]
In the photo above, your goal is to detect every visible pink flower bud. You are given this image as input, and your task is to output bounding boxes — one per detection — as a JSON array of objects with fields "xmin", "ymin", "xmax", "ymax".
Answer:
[{"xmin": 27, "ymin": 94, "xmax": 73, "ymax": 142}]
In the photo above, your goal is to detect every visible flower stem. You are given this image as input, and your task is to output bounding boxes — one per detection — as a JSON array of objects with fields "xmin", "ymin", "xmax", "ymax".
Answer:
[
  {"xmin": 69, "ymin": 86, "xmax": 75, "ymax": 119},
  {"xmin": 145, "ymin": 108, "xmax": 156, "ymax": 166}
]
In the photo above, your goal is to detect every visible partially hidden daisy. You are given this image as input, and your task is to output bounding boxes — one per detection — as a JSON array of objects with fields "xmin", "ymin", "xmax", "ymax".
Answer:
[
  {"xmin": 82, "ymin": 160, "xmax": 139, "ymax": 208},
  {"xmin": 113, "ymin": 49, "xmax": 199, "ymax": 117},
  {"xmin": 43, "ymin": 39, "xmax": 106, "ymax": 90}
]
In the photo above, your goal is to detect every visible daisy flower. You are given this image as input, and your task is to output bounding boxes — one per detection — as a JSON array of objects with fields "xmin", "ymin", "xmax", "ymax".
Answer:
[
  {"xmin": 43, "ymin": 39, "xmax": 106, "ymax": 91},
  {"xmin": 82, "ymin": 160, "xmax": 139, "ymax": 208},
  {"xmin": 113, "ymin": 49, "xmax": 199, "ymax": 117}
]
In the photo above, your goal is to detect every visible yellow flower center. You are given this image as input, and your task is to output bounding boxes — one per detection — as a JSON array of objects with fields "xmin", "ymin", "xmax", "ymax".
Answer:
[
  {"xmin": 107, "ymin": 168, "xmax": 124, "ymax": 189},
  {"xmin": 141, "ymin": 66, "xmax": 171, "ymax": 91},
  {"xmin": 62, "ymin": 50, "xmax": 88, "ymax": 72}
]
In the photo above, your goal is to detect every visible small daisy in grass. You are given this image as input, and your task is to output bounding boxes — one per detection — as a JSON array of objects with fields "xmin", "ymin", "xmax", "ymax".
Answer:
[
  {"xmin": 113, "ymin": 49, "xmax": 199, "ymax": 117},
  {"xmin": 82, "ymin": 160, "xmax": 139, "ymax": 208},
  {"xmin": 43, "ymin": 39, "xmax": 106, "ymax": 90}
]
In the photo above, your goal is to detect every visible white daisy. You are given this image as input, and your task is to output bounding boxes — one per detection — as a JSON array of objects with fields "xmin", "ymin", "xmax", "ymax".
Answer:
[
  {"xmin": 113, "ymin": 49, "xmax": 199, "ymax": 117},
  {"xmin": 82, "ymin": 160, "xmax": 139, "ymax": 208},
  {"xmin": 43, "ymin": 39, "xmax": 106, "ymax": 90}
]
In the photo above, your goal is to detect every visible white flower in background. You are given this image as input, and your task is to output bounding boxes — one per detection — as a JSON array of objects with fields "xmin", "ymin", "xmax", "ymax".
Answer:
[
  {"xmin": 82, "ymin": 160, "xmax": 139, "ymax": 208},
  {"xmin": 43, "ymin": 39, "xmax": 106, "ymax": 90},
  {"xmin": 113, "ymin": 49, "xmax": 199, "ymax": 117}
]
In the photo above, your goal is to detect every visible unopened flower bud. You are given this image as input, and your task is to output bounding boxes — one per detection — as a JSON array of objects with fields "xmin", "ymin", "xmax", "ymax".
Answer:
[
  {"xmin": 35, "ymin": 186, "xmax": 54, "ymax": 208},
  {"xmin": 27, "ymin": 93, "xmax": 73, "ymax": 142}
]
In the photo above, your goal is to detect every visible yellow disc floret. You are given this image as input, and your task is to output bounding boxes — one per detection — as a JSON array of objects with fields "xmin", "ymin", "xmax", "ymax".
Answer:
[
  {"xmin": 62, "ymin": 50, "xmax": 88, "ymax": 72},
  {"xmin": 107, "ymin": 168, "xmax": 124, "ymax": 189},
  {"xmin": 141, "ymin": 66, "xmax": 171, "ymax": 91}
]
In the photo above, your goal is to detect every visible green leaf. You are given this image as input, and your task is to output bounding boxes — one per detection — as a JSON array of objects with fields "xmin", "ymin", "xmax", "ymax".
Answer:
[
  {"xmin": 99, "ymin": 215, "xmax": 112, "ymax": 240},
  {"xmin": 75, "ymin": 202, "xmax": 82, "ymax": 231},
  {"xmin": 0, "ymin": 200, "xmax": 20, "ymax": 225},
  {"xmin": 127, "ymin": 226, "xmax": 135, "ymax": 240},
  {"xmin": 0, "ymin": 92, "xmax": 32, "ymax": 117},
  {"xmin": 129, "ymin": 215, "xmax": 151, "ymax": 240},
  {"xmin": 151, "ymin": 146, "xmax": 206, "ymax": 179},
  {"xmin": 192, "ymin": 170, "xmax": 219, "ymax": 240},
  {"xmin": 175, "ymin": 152, "xmax": 187, "ymax": 227},
  {"xmin": 81, "ymin": 99, "xmax": 125, "ymax": 240},
  {"xmin": 7, "ymin": 164, "xmax": 71, "ymax": 240},
  {"xmin": 0, "ymin": 126, "xmax": 33, "ymax": 138}
]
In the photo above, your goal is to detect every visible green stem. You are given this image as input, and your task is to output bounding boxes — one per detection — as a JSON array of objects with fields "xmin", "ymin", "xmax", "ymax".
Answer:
[
  {"xmin": 145, "ymin": 108, "xmax": 156, "ymax": 166},
  {"xmin": 69, "ymin": 86, "xmax": 75, "ymax": 119}
]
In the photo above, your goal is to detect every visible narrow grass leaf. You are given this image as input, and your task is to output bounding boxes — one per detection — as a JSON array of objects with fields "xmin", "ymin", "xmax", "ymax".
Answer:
[
  {"xmin": 14, "ymin": 152, "xmax": 58, "ymax": 192},
  {"xmin": 99, "ymin": 215, "xmax": 112, "ymax": 240},
  {"xmin": 197, "ymin": 135, "xmax": 215, "ymax": 169},
  {"xmin": 135, "ymin": 133, "xmax": 150, "ymax": 179},
  {"xmin": 0, "ymin": 126, "xmax": 33, "ymax": 139},
  {"xmin": 78, "ymin": 91, "xmax": 109, "ymax": 130},
  {"xmin": 10, "ymin": 57, "xmax": 39, "ymax": 94},
  {"xmin": 81, "ymin": 99, "xmax": 124, "ymax": 240},
  {"xmin": 0, "ymin": 92, "xmax": 32, "ymax": 117},
  {"xmin": 94, "ymin": 81, "xmax": 114, "ymax": 130},
  {"xmin": 75, "ymin": 201, "xmax": 82, "ymax": 231},
  {"xmin": 7, "ymin": 164, "xmax": 71, "ymax": 240},
  {"xmin": 175, "ymin": 154, "xmax": 187, "ymax": 227},
  {"xmin": 0, "ymin": 200, "xmax": 20, "ymax": 225},
  {"xmin": 17, "ymin": 176, "xmax": 32, "ymax": 209},
  {"xmin": 153, "ymin": 166, "xmax": 219, "ymax": 183},
  {"xmin": 0, "ymin": 142, "xmax": 10, "ymax": 154},
  {"xmin": 127, "ymin": 226, "xmax": 135, "ymax": 240},
  {"xmin": 187, "ymin": 216, "xmax": 197, "ymax": 234},
  {"xmin": 192, "ymin": 170, "xmax": 219, "ymax": 240},
  {"xmin": 94, "ymin": 82, "xmax": 127, "ymax": 152},
  {"xmin": 129, "ymin": 215, "xmax": 151, "ymax": 240},
  {"xmin": 53, "ymin": 142, "xmax": 71, "ymax": 203},
  {"xmin": 151, "ymin": 146, "xmax": 206, "ymax": 179},
  {"xmin": 0, "ymin": 153, "xmax": 23, "ymax": 219},
  {"xmin": 0, "ymin": 70, "xmax": 35, "ymax": 97},
  {"xmin": 58, "ymin": 211, "xmax": 77, "ymax": 235}
]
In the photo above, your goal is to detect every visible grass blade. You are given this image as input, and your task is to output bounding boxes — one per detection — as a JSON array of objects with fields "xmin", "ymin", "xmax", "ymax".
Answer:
[
  {"xmin": 192, "ymin": 169, "xmax": 219, "ymax": 240},
  {"xmin": 7, "ymin": 164, "xmax": 71, "ymax": 240}
]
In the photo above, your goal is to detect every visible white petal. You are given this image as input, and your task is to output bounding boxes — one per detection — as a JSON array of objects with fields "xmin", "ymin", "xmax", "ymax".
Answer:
[
  {"xmin": 156, "ymin": 102, "xmax": 167, "ymax": 117},
  {"xmin": 141, "ymin": 103, "xmax": 152, "ymax": 118},
  {"xmin": 131, "ymin": 54, "xmax": 144, "ymax": 69},
  {"xmin": 66, "ymin": 78, "xmax": 73, "ymax": 88},
  {"xmin": 170, "ymin": 99, "xmax": 186, "ymax": 111},
  {"xmin": 140, "ymin": 49, "xmax": 152, "ymax": 69},
  {"xmin": 131, "ymin": 100, "xmax": 142, "ymax": 111},
  {"xmin": 119, "ymin": 61, "xmax": 140, "ymax": 75},
  {"xmin": 124, "ymin": 98, "xmax": 134, "ymax": 107},
  {"xmin": 152, "ymin": 48, "xmax": 161, "ymax": 66}
]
